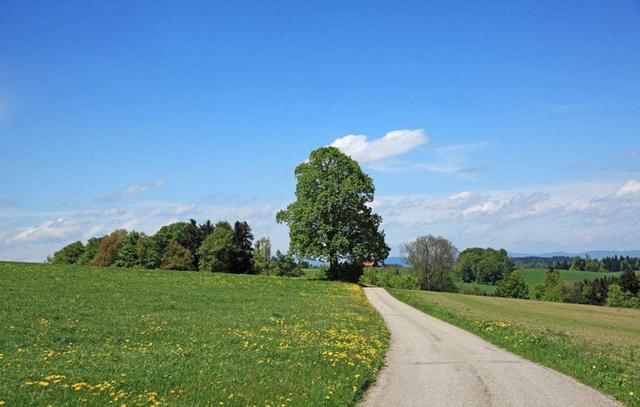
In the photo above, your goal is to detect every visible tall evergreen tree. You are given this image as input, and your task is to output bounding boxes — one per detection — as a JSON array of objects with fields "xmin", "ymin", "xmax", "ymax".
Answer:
[
  {"xmin": 619, "ymin": 269, "xmax": 639, "ymax": 295},
  {"xmin": 231, "ymin": 221, "xmax": 254, "ymax": 273}
]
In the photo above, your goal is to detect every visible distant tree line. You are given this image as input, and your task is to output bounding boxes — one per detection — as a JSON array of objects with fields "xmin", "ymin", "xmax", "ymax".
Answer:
[
  {"xmin": 532, "ymin": 268, "xmax": 639, "ymax": 308},
  {"xmin": 569, "ymin": 255, "xmax": 640, "ymax": 273},
  {"xmin": 512, "ymin": 256, "xmax": 573, "ymax": 270},
  {"xmin": 49, "ymin": 219, "xmax": 304, "ymax": 276},
  {"xmin": 513, "ymin": 255, "xmax": 640, "ymax": 273}
]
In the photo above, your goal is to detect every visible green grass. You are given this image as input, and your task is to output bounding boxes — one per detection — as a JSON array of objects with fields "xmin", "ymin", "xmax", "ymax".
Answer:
[
  {"xmin": 456, "ymin": 268, "xmax": 625, "ymax": 295},
  {"xmin": 388, "ymin": 288, "xmax": 640, "ymax": 406},
  {"xmin": 0, "ymin": 262, "xmax": 389, "ymax": 406}
]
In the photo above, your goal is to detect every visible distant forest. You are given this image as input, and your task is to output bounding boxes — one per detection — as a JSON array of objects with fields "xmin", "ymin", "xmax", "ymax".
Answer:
[{"xmin": 513, "ymin": 255, "xmax": 640, "ymax": 272}]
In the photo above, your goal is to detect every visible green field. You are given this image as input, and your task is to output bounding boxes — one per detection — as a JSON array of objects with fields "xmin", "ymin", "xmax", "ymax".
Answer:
[
  {"xmin": 389, "ymin": 288, "xmax": 640, "ymax": 406},
  {"xmin": 0, "ymin": 262, "xmax": 388, "ymax": 406},
  {"xmin": 457, "ymin": 268, "xmax": 625, "ymax": 295}
]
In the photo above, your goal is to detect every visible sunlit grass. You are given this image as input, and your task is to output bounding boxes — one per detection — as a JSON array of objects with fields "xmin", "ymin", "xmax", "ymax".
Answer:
[{"xmin": 0, "ymin": 262, "xmax": 388, "ymax": 406}]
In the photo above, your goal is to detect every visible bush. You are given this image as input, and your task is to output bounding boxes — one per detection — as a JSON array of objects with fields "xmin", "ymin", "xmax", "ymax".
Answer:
[
  {"xmin": 607, "ymin": 283, "xmax": 640, "ymax": 308},
  {"xmin": 532, "ymin": 269, "xmax": 565, "ymax": 302},
  {"xmin": 326, "ymin": 262, "xmax": 363, "ymax": 283},
  {"xmin": 50, "ymin": 241, "xmax": 85, "ymax": 265},
  {"xmin": 256, "ymin": 250, "xmax": 303, "ymax": 277},
  {"xmin": 461, "ymin": 283, "xmax": 483, "ymax": 296},
  {"xmin": 495, "ymin": 271, "xmax": 529, "ymax": 299},
  {"xmin": 309, "ymin": 265, "xmax": 328, "ymax": 280},
  {"xmin": 91, "ymin": 230, "xmax": 128, "ymax": 267},
  {"xmin": 358, "ymin": 268, "xmax": 419, "ymax": 290}
]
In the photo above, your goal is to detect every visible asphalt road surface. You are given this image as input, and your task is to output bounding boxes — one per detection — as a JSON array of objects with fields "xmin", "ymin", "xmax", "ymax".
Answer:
[{"xmin": 360, "ymin": 287, "xmax": 621, "ymax": 407}]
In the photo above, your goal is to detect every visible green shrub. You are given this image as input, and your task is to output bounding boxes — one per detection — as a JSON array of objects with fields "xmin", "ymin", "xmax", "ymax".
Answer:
[
  {"xmin": 358, "ymin": 268, "xmax": 420, "ymax": 290},
  {"xmin": 495, "ymin": 271, "xmax": 529, "ymax": 299},
  {"xmin": 461, "ymin": 283, "xmax": 483, "ymax": 296},
  {"xmin": 607, "ymin": 283, "xmax": 640, "ymax": 308},
  {"xmin": 532, "ymin": 269, "xmax": 565, "ymax": 302},
  {"xmin": 326, "ymin": 262, "xmax": 363, "ymax": 283}
]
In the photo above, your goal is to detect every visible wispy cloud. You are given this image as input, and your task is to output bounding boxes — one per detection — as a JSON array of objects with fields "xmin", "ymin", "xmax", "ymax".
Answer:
[
  {"xmin": 96, "ymin": 180, "xmax": 165, "ymax": 203},
  {"xmin": 330, "ymin": 129, "xmax": 428, "ymax": 163},
  {"xmin": 614, "ymin": 179, "xmax": 640, "ymax": 198},
  {"xmin": 625, "ymin": 150, "xmax": 638, "ymax": 159},
  {"xmin": 10, "ymin": 218, "xmax": 82, "ymax": 243},
  {"xmin": 368, "ymin": 143, "xmax": 488, "ymax": 177}
]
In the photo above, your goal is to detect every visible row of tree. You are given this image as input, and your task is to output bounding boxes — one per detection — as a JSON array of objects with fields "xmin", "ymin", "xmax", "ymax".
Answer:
[
  {"xmin": 532, "ymin": 268, "xmax": 639, "ymax": 308},
  {"xmin": 52, "ymin": 146, "xmax": 392, "ymax": 283},
  {"xmin": 570, "ymin": 255, "xmax": 640, "ymax": 273},
  {"xmin": 49, "ymin": 219, "xmax": 303, "ymax": 276},
  {"xmin": 512, "ymin": 256, "xmax": 573, "ymax": 270},
  {"xmin": 511, "ymin": 255, "xmax": 640, "ymax": 273}
]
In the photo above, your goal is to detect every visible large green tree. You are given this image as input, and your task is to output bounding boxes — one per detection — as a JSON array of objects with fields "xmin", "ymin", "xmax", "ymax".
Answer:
[
  {"xmin": 76, "ymin": 237, "xmax": 102, "ymax": 265},
  {"xmin": 49, "ymin": 241, "xmax": 85, "ymax": 265},
  {"xmin": 276, "ymin": 147, "xmax": 389, "ymax": 280},
  {"xmin": 197, "ymin": 221, "xmax": 236, "ymax": 273},
  {"xmin": 114, "ymin": 231, "xmax": 143, "ymax": 268}
]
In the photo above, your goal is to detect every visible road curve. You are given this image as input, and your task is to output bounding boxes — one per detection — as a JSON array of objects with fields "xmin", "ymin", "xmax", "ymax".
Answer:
[{"xmin": 361, "ymin": 287, "xmax": 621, "ymax": 407}]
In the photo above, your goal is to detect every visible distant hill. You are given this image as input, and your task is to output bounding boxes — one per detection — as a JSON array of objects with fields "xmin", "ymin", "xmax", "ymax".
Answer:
[
  {"xmin": 510, "ymin": 250, "xmax": 640, "ymax": 260},
  {"xmin": 384, "ymin": 256, "xmax": 408, "ymax": 266}
]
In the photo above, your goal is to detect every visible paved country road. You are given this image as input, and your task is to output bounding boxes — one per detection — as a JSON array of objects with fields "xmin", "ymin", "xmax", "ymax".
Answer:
[{"xmin": 361, "ymin": 287, "xmax": 621, "ymax": 407}]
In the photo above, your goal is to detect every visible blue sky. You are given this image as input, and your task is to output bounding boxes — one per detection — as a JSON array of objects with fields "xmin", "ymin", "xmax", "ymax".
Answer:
[{"xmin": 1, "ymin": 0, "xmax": 639, "ymax": 261}]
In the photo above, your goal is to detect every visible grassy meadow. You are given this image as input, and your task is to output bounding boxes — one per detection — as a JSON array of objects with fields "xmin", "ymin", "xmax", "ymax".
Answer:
[
  {"xmin": 389, "ymin": 288, "xmax": 640, "ymax": 406},
  {"xmin": 0, "ymin": 262, "xmax": 389, "ymax": 406}
]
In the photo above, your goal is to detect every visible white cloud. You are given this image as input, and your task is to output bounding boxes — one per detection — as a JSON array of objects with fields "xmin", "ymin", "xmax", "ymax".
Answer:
[
  {"xmin": 448, "ymin": 191, "xmax": 473, "ymax": 201},
  {"xmin": 97, "ymin": 180, "xmax": 166, "ymax": 202},
  {"xmin": 614, "ymin": 180, "xmax": 640, "ymax": 198},
  {"xmin": 11, "ymin": 218, "xmax": 81, "ymax": 243},
  {"xmin": 373, "ymin": 179, "xmax": 640, "ymax": 254},
  {"xmin": 624, "ymin": 150, "xmax": 638, "ymax": 159},
  {"xmin": 330, "ymin": 129, "xmax": 428, "ymax": 163}
]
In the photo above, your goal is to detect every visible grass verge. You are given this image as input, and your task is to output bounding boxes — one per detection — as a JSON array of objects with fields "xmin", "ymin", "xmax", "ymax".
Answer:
[
  {"xmin": 0, "ymin": 262, "xmax": 389, "ymax": 406},
  {"xmin": 388, "ymin": 288, "xmax": 639, "ymax": 406}
]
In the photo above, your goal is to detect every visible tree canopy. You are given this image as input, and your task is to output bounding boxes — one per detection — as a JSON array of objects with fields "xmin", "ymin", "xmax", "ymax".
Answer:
[
  {"xmin": 402, "ymin": 235, "xmax": 457, "ymax": 291},
  {"xmin": 276, "ymin": 146, "xmax": 389, "ymax": 280},
  {"xmin": 455, "ymin": 247, "xmax": 513, "ymax": 284}
]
